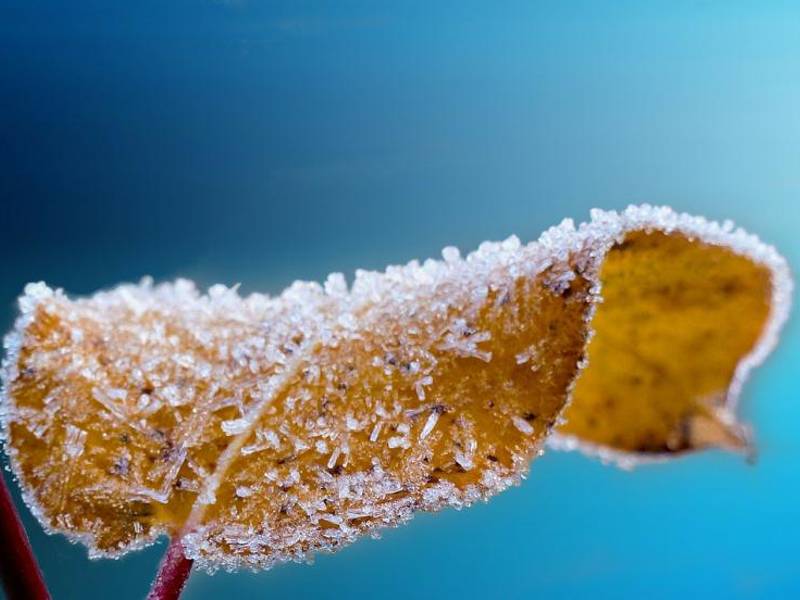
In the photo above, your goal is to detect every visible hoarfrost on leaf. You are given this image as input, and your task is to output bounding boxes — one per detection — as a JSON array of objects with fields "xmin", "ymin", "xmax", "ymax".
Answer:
[{"xmin": 0, "ymin": 204, "xmax": 790, "ymax": 573}]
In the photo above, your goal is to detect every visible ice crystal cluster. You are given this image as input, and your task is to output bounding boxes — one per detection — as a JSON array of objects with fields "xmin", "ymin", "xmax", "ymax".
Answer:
[{"xmin": 0, "ymin": 205, "xmax": 791, "ymax": 572}]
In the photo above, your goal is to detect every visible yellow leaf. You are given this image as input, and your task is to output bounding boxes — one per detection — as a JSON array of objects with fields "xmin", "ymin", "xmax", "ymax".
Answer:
[
  {"xmin": 556, "ymin": 219, "xmax": 790, "ymax": 466},
  {"xmin": 0, "ymin": 205, "xmax": 790, "ymax": 570}
]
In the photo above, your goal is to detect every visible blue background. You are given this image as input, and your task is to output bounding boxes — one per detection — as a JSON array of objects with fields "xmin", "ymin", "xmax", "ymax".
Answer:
[{"xmin": 1, "ymin": 2, "xmax": 798, "ymax": 598}]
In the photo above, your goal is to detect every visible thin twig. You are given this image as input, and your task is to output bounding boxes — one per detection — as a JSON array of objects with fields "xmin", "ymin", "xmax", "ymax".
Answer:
[
  {"xmin": 147, "ymin": 535, "xmax": 194, "ymax": 600},
  {"xmin": 0, "ymin": 473, "xmax": 50, "ymax": 600}
]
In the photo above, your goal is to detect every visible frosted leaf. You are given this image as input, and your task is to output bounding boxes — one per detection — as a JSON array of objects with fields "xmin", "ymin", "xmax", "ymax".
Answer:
[{"xmin": 0, "ymin": 204, "xmax": 789, "ymax": 572}]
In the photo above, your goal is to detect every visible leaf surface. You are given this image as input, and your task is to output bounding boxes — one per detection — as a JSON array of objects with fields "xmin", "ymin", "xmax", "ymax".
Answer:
[{"xmin": 556, "ymin": 229, "xmax": 779, "ymax": 464}]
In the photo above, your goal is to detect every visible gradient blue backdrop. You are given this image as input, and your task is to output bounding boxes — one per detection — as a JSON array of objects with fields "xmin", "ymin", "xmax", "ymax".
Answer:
[{"xmin": 1, "ymin": 2, "xmax": 798, "ymax": 598}]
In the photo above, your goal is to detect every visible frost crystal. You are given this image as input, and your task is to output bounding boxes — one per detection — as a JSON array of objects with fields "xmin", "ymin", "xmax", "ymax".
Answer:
[
  {"xmin": 512, "ymin": 416, "xmax": 535, "ymax": 436},
  {"xmin": 419, "ymin": 411, "xmax": 439, "ymax": 440},
  {"xmin": 63, "ymin": 425, "xmax": 87, "ymax": 459}
]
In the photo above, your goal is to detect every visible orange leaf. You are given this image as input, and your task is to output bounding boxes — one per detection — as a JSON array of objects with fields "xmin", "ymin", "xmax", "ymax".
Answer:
[{"xmin": 1, "ymin": 205, "xmax": 790, "ymax": 570}]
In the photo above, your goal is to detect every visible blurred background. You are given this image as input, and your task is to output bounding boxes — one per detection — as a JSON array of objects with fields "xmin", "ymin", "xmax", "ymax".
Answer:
[{"xmin": 1, "ymin": 1, "xmax": 798, "ymax": 598}]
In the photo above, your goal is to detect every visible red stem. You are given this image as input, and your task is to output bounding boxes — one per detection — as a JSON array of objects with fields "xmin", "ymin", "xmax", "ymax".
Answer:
[
  {"xmin": 147, "ymin": 535, "xmax": 194, "ymax": 600},
  {"xmin": 0, "ymin": 473, "xmax": 50, "ymax": 600}
]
